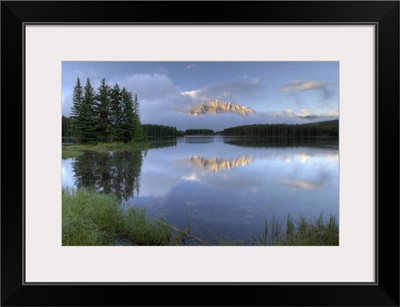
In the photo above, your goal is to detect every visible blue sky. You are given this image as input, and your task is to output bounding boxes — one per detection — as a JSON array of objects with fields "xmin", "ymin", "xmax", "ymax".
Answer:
[{"xmin": 62, "ymin": 61, "xmax": 339, "ymax": 131}]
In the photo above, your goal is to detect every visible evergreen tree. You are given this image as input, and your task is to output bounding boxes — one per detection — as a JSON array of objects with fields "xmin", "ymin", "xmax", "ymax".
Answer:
[
  {"xmin": 109, "ymin": 84, "xmax": 124, "ymax": 142},
  {"xmin": 95, "ymin": 79, "xmax": 112, "ymax": 142},
  {"xmin": 62, "ymin": 116, "xmax": 73, "ymax": 138},
  {"xmin": 132, "ymin": 93, "xmax": 143, "ymax": 140},
  {"xmin": 79, "ymin": 78, "xmax": 97, "ymax": 143},
  {"xmin": 70, "ymin": 78, "xmax": 84, "ymax": 142},
  {"xmin": 121, "ymin": 87, "xmax": 135, "ymax": 143}
]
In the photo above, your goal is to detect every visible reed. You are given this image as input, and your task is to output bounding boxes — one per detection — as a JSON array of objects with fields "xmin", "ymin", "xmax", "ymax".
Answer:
[
  {"xmin": 253, "ymin": 214, "xmax": 339, "ymax": 246},
  {"xmin": 63, "ymin": 187, "xmax": 177, "ymax": 246}
]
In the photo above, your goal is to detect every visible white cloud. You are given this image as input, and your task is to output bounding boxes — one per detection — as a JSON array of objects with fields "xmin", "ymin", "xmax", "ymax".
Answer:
[
  {"xmin": 280, "ymin": 80, "xmax": 332, "ymax": 92},
  {"xmin": 324, "ymin": 110, "xmax": 339, "ymax": 117},
  {"xmin": 186, "ymin": 64, "xmax": 205, "ymax": 71},
  {"xmin": 286, "ymin": 109, "xmax": 295, "ymax": 116},
  {"xmin": 181, "ymin": 79, "xmax": 267, "ymax": 104},
  {"xmin": 259, "ymin": 107, "xmax": 339, "ymax": 123},
  {"xmin": 181, "ymin": 89, "xmax": 209, "ymax": 102},
  {"xmin": 297, "ymin": 108, "xmax": 314, "ymax": 118}
]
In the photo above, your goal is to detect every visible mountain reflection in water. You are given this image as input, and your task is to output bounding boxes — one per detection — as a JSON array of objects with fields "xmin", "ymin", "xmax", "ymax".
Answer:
[
  {"xmin": 62, "ymin": 137, "xmax": 339, "ymax": 244},
  {"xmin": 185, "ymin": 155, "xmax": 255, "ymax": 172}
]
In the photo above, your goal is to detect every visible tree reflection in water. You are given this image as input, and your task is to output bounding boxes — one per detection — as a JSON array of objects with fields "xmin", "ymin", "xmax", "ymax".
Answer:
[{"xmin": 72, "ymin": 150, "xmax": 144, "ymax": 201}]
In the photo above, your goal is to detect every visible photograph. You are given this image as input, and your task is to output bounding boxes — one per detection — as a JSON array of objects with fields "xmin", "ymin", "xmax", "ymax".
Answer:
[
  {"xmin": 62, "ymin": 61, "xmax": 339, "ymax": 246},
  {"xmin": 2, "ymin": 0, "xmax": 399, "ymax": 305}
]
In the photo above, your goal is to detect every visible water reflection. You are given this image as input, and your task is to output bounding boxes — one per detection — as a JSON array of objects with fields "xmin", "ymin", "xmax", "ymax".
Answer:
[
  {"xmin": 184, "ymin": 136, "xmax": 214, "ymax": 144},
  {"xmin": 224, "ymin": 137, "xmax": 339, "ymax": 148},
  {"xmin": 185, "ymin": 155, "xmax": 255, "ymax": 172},
  {"xmin": 62, "ymin": 137, "xmax": 339, "ymax": 243},
  {"xmin": 71, "ymin": 150, "xmax": 143, "ymax": 201},
  {"xmin": 278, "ymin": 179, "xmax": 323, "ymax": 190},
  {"xmin": 148, "ymin": 137, "xmax": 177, "ymax": 148}
]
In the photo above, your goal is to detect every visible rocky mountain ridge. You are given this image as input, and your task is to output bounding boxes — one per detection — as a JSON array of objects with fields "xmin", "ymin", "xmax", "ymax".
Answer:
[
  {"xmin": 187, "ymin": 155, "xmax": 254, "ymax": 172},
  {"xmin": 189, "ymin": 99, "xmax": 255, "ymax": 116}
]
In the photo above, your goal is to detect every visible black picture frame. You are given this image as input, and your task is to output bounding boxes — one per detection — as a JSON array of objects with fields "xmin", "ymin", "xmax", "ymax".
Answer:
[{"xmin": 1, "ymin": 1, "xmax": 399, "ymax": 306}]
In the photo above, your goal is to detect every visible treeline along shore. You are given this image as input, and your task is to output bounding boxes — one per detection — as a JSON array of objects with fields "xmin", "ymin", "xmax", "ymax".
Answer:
[
  {"xmin": 220, "ymin": 120, "xmax": 338, "ymax": 138},
  {"xmin": 141, "ymin": 120, "xmax": 338, "ymax": 138}
]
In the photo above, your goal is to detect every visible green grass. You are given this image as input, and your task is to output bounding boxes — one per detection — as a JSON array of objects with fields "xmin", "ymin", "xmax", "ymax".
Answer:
[
  {"xmin": 63, "ymin": 187, "xmax": 338, "ymax": 246},
  {"xmin": 252, "ymin": 214, "xmax": 339, "ymax": 246},
  {"xmin": 62, "ymin": 141, "xmax": 151, "ymax": 159},
  {"xmin": 62, "ymin": 187, "xmax": 185, "ymax": 246}
]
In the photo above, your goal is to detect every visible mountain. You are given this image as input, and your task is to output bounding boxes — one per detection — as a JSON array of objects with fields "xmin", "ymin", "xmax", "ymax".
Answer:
[
  {"xmin": 186, "ymin": 155, "xmax": 254, "ymax": 172},
  {"xmin": 189, "ymin": 99, "xmax": 255, "ymax": 116}
]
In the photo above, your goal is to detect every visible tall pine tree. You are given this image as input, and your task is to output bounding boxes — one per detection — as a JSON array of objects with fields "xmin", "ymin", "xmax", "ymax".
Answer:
[
  {"xmin": 95, "ymin": 78, "xmax": 112, "ymax": 142},
  {"xmin": 121, "ymin": 87, "xmax": 135, "ymax": 143},
  {"xmin": 132, "ymin": 93, "xmax": 143, "ymax": 140},
  {"xmin": 70, "ymin": 78, "xmax": 84, "ymax": 142},
  {"xmin": 109, "ymin": 84, "xmax": 124, "ymax": 142},
  {"xmin": 79, "ymin": 78, "xmax": 97, "ymax": 143}
]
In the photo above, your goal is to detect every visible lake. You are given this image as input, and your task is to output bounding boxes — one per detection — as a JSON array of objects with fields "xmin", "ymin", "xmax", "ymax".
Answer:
[{"xmin": 62, "ymin": 137, "xmax": 339, "ymax": 244}]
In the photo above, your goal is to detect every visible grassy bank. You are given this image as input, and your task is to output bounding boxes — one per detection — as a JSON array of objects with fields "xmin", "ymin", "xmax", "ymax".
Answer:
[
  {"xmin": 62, "ymin": 141, "xmax": 151, "ymax": 159},
  {"xmin": 62, "ymin": 187, "xmax": 190, "ymax": 245},
  {"xmin": 252, "ymin": 214, "xmax": 339, "ymax": 246},
  {"xmin": 63, "ymin": 188, "xmax": 338, "ymax": 246}
]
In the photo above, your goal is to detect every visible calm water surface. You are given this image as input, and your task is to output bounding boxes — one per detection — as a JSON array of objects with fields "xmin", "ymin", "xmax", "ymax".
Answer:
[{"xmin": 62, "ymin": 137, "xmax": 339, "ymax": 244}]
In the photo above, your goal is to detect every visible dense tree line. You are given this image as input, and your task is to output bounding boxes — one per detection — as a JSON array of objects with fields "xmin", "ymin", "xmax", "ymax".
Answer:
[
  {"xmin": 142, "ymin": 124, "xmax": 184, "ymax": 137},
  {"xmin": 68, "ymin": 78, "xmax": 143, "ymax": 144},
  {"xmin": 221, "ymin": 120, "xmax": 338, "ymax": 137},
  {"xmin": 62, "ymin": 116, "xmax": 73, "ymax": 138},
  {"xmin": 185, "ymin": 129, "xmax": 215, "ymax": 135}
]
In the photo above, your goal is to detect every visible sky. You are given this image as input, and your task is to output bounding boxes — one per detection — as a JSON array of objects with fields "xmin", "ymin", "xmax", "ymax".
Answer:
[{"xmin": 62, "ymin": 61, "xmax": 339, "ymax": 131}]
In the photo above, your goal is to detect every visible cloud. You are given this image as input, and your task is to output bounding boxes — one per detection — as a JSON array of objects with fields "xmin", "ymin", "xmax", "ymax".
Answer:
[
  {"xmin": 263, "ymin": 108, "xmax": 338, "ymax": 121},
  {"xmin": 286, "ymin": 109, "xmax": 295, "ymax": 116},
  {"xmin": 295, "ymin": 109, "xmax": 339, "ymax": 120},
  {"xmin": 279, "ymin": 79, "xmax": 337, "ymax": 101},
  {"xmin": 115, "ymin": 73, "xmax": 179, "ymax": 102},
  {"xmin": 181, "ymin": 79, "xmax": 266, "ymax": 103},
  {"xmin": 181, "ymin": 89, "xmax": 209, "ymax": 102},
  {"xmin": 279, "ymin": 80, "xmax": 332, "ymax": 92},
  {"xmin": 296, "ymin": 108, "xmax": 314, "ymax": 118},
  {"xmin": 186, "ymin": 64, "xmax": 204, "ymax": 71},
  {"xmin": 324, "ymin": 110, "xmax": 339, "ymax": 117},
  {"xmin": 106, "ymin": 73, "xmax": 197, "ymax": 123}
]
